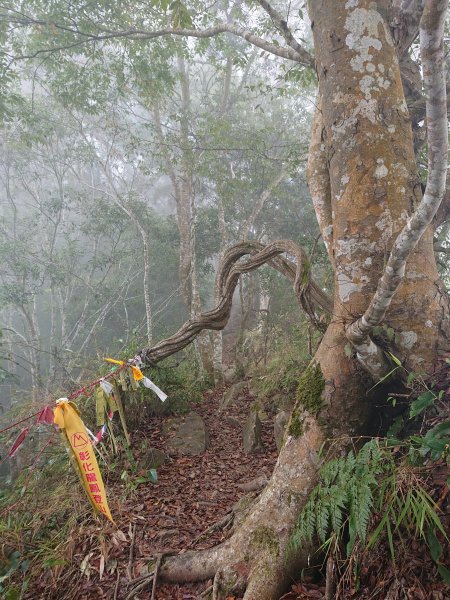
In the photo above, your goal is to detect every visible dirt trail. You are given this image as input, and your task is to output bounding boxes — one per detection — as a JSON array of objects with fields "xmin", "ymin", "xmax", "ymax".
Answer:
[{"xmin": 67, "ymin": 385, "xmax": 279, "ymax": 600}]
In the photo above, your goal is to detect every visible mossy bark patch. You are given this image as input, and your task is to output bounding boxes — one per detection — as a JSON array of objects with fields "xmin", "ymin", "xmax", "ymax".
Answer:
[
  {"xmin": 250, "ymin": 526, "xmax": 279, "ymax": 557},
  {"xmin": 295, "ymin": 362, "xmax": 325, "ymax": 416},
  {"xmin": 288, "ymin": 411, "xmax": 304, "ymax": 438}
]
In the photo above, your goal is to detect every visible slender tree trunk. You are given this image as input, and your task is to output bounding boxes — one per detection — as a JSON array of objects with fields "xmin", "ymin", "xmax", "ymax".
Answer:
[{"xmin": 212, "ymin": 196, "xmax": 228, "ymax": 383}]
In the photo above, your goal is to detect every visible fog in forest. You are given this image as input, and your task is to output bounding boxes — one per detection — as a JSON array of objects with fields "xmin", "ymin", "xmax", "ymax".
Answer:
[{"xmin": 0, "ymin": 2, "xmax": 449, "ymax": 599}]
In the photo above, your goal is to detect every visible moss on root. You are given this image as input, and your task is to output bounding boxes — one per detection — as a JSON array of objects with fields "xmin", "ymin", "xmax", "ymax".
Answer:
[
  {"xmin": 250, "ymin": 526, "xmax": 279, "ymax": 557},
  {"xmin": 295, "ymin": 362, "xmax": 325, "ymax": 416},
  {"xmin": 288, "ymin": 410, "xmax": 304, "ymax": 438}
]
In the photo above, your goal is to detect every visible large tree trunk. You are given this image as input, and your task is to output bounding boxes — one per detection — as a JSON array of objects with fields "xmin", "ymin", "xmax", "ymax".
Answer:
[{"xmin": 140, "ymin": 2, "xmax": 449, "ymax": 598}]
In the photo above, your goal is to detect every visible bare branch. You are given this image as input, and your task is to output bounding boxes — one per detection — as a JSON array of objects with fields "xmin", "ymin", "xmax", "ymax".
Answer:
[
  {"xmin": 391, "ymin": 0, "xmax": 426, "ymax": 55},
  {"xmin": 240, "ymin": 169, "xmax": 287, "ymax": 240},
  {"xmin": 140, "ymin": 240, "xmax": 332, "ymax": 364},
  {"xmin": 256, "ymin": 0, "xmax": 314, "ymax": 66},
  {"xmin": 307, "ymin": 100, "xmax": 334, "ymax": 267},
  {"xmin": 434, "ymin": 171, "xmax": 450, "ymax": 227},
  {"xmin": 347, "ymin": 0, "xmax": 448, "ymax": 376},
  {"xmin": 3, "ymin": 10, "xmax": 311, "ymax": 65},
  {"xmin": 434, "ymin": 244, "xmax": 450, "ymax": 253}
]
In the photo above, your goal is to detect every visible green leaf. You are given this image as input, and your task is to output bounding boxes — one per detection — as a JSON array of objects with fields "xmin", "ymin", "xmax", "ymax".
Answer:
[
  {"xmin": 386, "ymin": 327, "xmax": 395, "ymax": 341},
  {"xmin": 437, "ymin": 564, "xmax": 450, "ymax": 586},
  {"xmin": 386, "ymin": 517, "xmax": 395, "ymax": 564},
  {"xmin": 346, "ymin": 513, "xmax": 357, "ymax": 556},
  {"xmin": 387, "ymin": 416, "xmax": 403, "ymax": 438},
  {"xmin": 135, "ymin": 476, "xmax": 149, "ymax": 484},
  {"xmin": 425, "ymin": 421, "xmax": 450, "ymax": 439},
  {"xmin": 407, "ymin": 371, "xmax": 417, "ymax": 385},
  {"xmin": 344, "ymin": 344, "xmax": 352, "ymax": 358},
  {"xmin": 426, "ymin": 528, "xmax": 443, "ymax": 563},
  {"xmin": 148, "ymin": 469, "xmax": 158, "ymax": 484},
  {"xmin": 368, "ymin": 366, "xmax": 400, "ymax": 391},
  {"xmin": 409, "ymin": 391, "xmax": 435, "ymax": 418},
  {"xmin": 388, "ymin": 352, "xmax": 402, "ymax": 366}
]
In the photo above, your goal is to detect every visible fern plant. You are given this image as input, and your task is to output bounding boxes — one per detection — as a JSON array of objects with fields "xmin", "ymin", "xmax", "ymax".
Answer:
[
  {"xmin": 291, "ymin": 439, "xmax": 388, "ymax": 555},
  {"xmin": 290, "ymin": 438, "xmax": 448, "ymax": 573}
]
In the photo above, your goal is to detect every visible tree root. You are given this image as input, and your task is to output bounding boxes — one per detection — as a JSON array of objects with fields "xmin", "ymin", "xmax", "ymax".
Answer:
[
  {"xmin": 212, "ymin": 569, "xmax": 223, "ymax": 600},
  {"xmin": 151, "ymin": 554, "xmax": 163, "ymax": 600},
  {"xmin": 158, "ymin": 415, "xmax": 324, "ymax": 599},
  {"xmin": 124, "ymin": 574, "xmax": 154, "ymax": 600}
]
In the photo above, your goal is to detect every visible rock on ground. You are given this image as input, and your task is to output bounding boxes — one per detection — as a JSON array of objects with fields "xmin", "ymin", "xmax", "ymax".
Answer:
[
  {"xmin": 273, "ymin": 410, "xmax": 290, "ymax": 451},
  {"xmin": 165, "ymin": 412, "xmax": 209, "ymax": 456},
  {"xmin": 242, "ymin": 410, "xmax": 264, "ymax": 454},
  {"xmin": 140, "ymin": 447, "xmax": 170, "ymax": 469},
  {"xmin": 220, "ymin": 380, "xmax": 249, "ymax": 411}
]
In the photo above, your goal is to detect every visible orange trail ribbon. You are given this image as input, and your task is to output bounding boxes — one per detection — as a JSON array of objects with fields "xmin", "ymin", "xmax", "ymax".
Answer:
[
  {"xmin": 130, "ymin": 365, "xmax": 144, "ymax": 381},
  {"xmin": 53, "ymin": 399, "xmax": 113, "ymax": 522}
]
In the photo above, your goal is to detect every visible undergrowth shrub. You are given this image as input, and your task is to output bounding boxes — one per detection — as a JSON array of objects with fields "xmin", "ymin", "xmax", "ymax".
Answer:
[
  {"xmin": 249, "ymin": 322, "xmax": 318, "ymax": 409},
  {"xmin": 289, "ymin": 365, "xmax": 450, "ymax": 590},
  {"xmin": 0, "ymin": 347, "xmax": 207, "ymax": 597},
  {"xmin": 0, "ymin": 447, "xmax": 85, "ymax": 599},
  {"xmin": 291, "ymin": 439, "xmax": 447, "ymax": 559}
]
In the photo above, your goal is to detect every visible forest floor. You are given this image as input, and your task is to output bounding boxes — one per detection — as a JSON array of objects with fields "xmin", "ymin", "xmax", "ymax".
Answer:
[
  {"xmin": 25, "ymin": 383, "xmax": 449, "ymax": 600},
  {"xmin": 36, "ymin": 385, "xmax": 284, "ymax": 600}
]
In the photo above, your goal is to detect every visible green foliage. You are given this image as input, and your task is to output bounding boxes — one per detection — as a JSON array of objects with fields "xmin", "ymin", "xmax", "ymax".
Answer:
[
  {"xmin": 410, "ymin": 420, "xmax": 450, "ymax": 461},
  {"xmin": 0, "ymin": 449, "xmax": 81, "ymax": 597},
  {"xmin": 288, "ymin": 411, "xmax": 304, "ymax": 438},
  {"xmin": 248, "ymin": 322, "xmax": 316, "ymax": 406},
  {"xmin": 410, "ymin": 390, "xmax": 439, "ymax": 418},
  {"xmin": 290, "ymin": 436, "xmax": 448, "ymax": 579},
  {"xmin": 291, "ymin": 440, "xmax": 385, "ymax": 552}
]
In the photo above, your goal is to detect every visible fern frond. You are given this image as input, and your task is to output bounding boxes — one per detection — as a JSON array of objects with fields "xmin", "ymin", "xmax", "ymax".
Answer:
[
  {"xmin": 329, "ymin": 485, "xmax": 346, "ymax": 533},
  {"xmin": 316, "ymin": 499, "xmax": 330, "ymax": 542}
]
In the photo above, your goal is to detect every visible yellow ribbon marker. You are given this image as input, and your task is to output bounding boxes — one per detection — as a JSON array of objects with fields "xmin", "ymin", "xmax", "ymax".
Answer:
[
  {"xmin": 54, "ymin": 399, "xmax": 113, "ymax": 522},
  {"xmin": 104, "ymin": 357, "xmax": 125, "ymax": 366}
]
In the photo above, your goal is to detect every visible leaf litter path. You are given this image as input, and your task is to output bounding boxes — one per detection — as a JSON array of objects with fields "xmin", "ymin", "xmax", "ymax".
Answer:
[{"xmin": 67, "ymin": 385, "xmax": 279, "ymax": 600}]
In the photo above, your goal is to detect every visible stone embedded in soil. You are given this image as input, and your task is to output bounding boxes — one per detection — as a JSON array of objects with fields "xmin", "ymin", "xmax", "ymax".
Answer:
[
  {"xmin": 140, "ymin": 447, "xmax": 170, "ymax": 469},
  {"xmin": 242, "ymin": 410, "xmax": 264, "ymax": 454},
  {"xmin": 274, "ymin": 410, "xmax": 290, "ymax": 451},
  {"xmin": 237, "ymin": 475, "xmax": 268, "ymax": 492},
  {"xmin": 219, "ymin": 380, "xmax": 249, "ymax": 411},
  {"xmin": 165, "ymin": 412, "xmax": 210, "ymax": 456}
]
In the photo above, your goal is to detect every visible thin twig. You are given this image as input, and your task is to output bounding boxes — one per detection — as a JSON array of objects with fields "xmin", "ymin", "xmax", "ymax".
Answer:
[
  {"xmin": 212, "ymin": 569, "xmax": 222, "ymax": 600},
  {"xmin": 113, "ymin": 569, "xmax": 120, "ymax": 600},
  {"xmin": 200, "ymin": 584, "xmax": 213, "ymax": 598},
  {"xmin": 124, "ymin": 575, "xmax": 154, "ymax": 600},
  {"xmin": 151, "ymin": 554, "xmax": 163, "ymax": 600},
  {"xmin": 127, "ymin": 524, "xmax": 137, "ymax": 581},
  {"xmin": 188, "ymin": 511, "xmax": 234, "ymax": 547}
]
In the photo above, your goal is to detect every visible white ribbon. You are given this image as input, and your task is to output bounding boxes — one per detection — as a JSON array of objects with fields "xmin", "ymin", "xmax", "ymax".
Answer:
[
  {"xmin": 142, "ymin": 377, "xmax": 167, "ymax": 402},
  {"xmin": 100, "ymin": 379, "xmax": 113, "ymax": 395}
]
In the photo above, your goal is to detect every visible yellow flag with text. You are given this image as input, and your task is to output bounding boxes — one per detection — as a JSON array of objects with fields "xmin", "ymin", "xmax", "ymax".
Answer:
[{"xmin": 54, "ymin": 399, "xmax": 113, "ymax": 522}]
